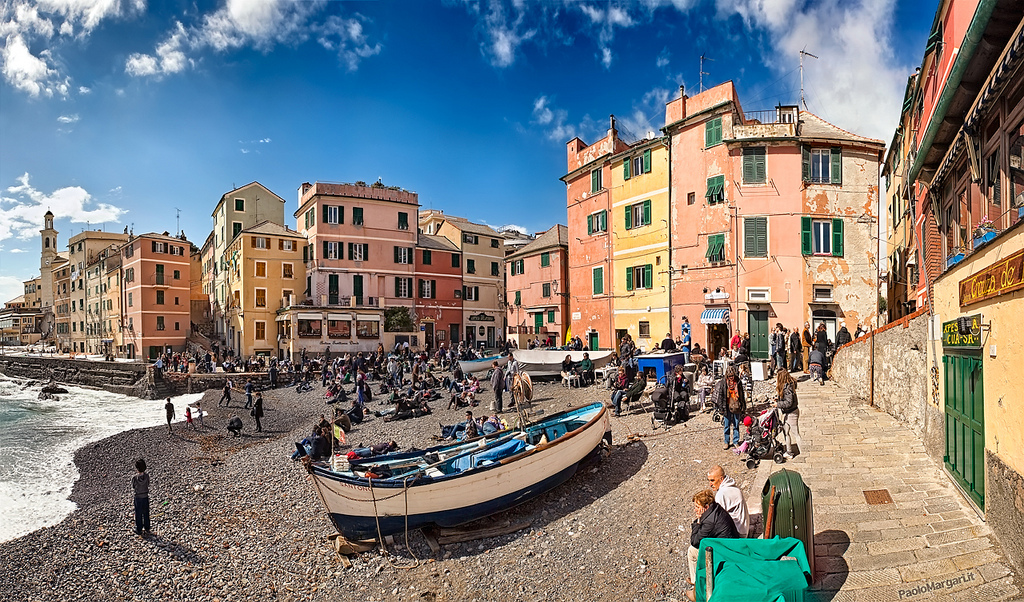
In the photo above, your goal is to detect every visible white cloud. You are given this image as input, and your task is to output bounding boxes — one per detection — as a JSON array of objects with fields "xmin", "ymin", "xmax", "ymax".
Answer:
[
  {"xmin": 0, "ymin": 33, "xmax": 60, "ymax": 96},
  {"xmin": 8, "ymin": 248, "xmax": 26, "ymax": 253},
  {"xmin": 618, "ymin": 87, "xmax": 673, "ymax": 142},
  {"xmin": 656, "ymin": 47, "xmax": 670, "ymax": 69},
  {"xmin": 577, "ymin": 4, "xmax": 635, "ymax": 68},
  {"xmin": 57, "ymin": 113, "xmax": 78, "ymax": 123},
  {"xmin": 532, "ymin": 95, "xmax": 589, "ymax": 142},
  {"xmin": 125, "ymin": 20, "xmax": 188, "ymax": 78},
  {"xmin": 0, "ymin": 173, "xmax": 127, "ymax": 242},
  {"xmin": 0, "ymin": 275, "xmax": 28, "ymax": 305},
  {"xmin": 314, "ymin": 15, "xmax": 382, "ymax": 71},
  {"xmin": 715, "ymin": 0, "xmax": 908, "ymax": 142},
  {"xmin": 77, "ymin": 85, "xmax": 89, "ymax": 94}
]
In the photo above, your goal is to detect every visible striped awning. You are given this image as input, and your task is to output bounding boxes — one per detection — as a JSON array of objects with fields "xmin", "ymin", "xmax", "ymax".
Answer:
[
  {"xmin": 700, "ymin": 308, "xmax": 730, "ymax": 324},
  {"xmin": 275, "ymin": 315, "xmax": 289, "ymax": 322},
  {"xmin": 297, "ymin": 313, "xmax": 322, "ymax": 320}
]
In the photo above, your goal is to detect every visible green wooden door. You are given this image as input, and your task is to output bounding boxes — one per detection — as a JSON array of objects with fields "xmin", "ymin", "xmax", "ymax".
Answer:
[
  {"xmin": 589, "ymin": 332, "xmax": 599, "ymax": 351},
  {"xmin": 748, "ymin": 311, "xmax": 769, "ymax": 360},
  {"xmin": 943, "ymin": 354, "xmax": 985, "ymax": 509},
  {"xmin": 353, "ymin": 275, "xmax": 363, "ymax": 305},
  {"xmin": 534, "ymin": 313, "xmax": 544, "ymax": 333}
]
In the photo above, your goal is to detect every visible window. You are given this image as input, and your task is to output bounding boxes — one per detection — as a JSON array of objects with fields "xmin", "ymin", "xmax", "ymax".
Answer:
[
  {"xmin": 705, "ymin": 116, "xmax": 723, "ymax": 147},
  {"xmin": 327, "ymin": 319, "xmax": 351, "ymax": 339},
  {"xmin": 705, "ymin": 234, "xmax": 726, "ymax": 263},
  {"xmin": 462, "ymin": 233, "xmax": 478, "ymax": 245},
  {"xmin": 742, "ymin": 147, "xmax": 766, "ymax": 184},
  {"xmin": 152, "ymin": 241, "xmax": 167, "ymax": 253},
  {"xmin": 254, "ymin": 236, "xmax": 267, "ymax": 249},
  {"xmin": 542, "ymin": 283, "xmax": 551, "ymax": 297},
  {"xmin": 394, "ymin": 246, "xmax": 412, "ymax": 264},
  {"xmin": 587, "ymin": 210, "xmax": 608, "ymax": 234},
  {"xmin": 638, "ymin": 321, "xmax": 651, "ymax": 338},
  {"xmin": 328, "ymin": 274, "xmax": 339, "ymax": 304},
  {"xmin": 743, "ymin": 217, "xmax": 768, "ymax": 258},
  {"xmin": 351, "ymin": 207, "xmax": 363, "ymax": 225},
  {"xmin": 491, "ymin": 238, "xmax": 500, "ymax": 248},
  {"xmin": 173, "ymin": 269, "xmax": 181, "ymax": 280},
  {"xmin": 625, "ymin": 200, "xmax": 652, "ymax": 229},
  {"xmin": 324, "ymin": 205, "xmax": 343, "ymax": 224},
  {"xmin": 987, "ymin": 151, "xmax": 1001, "ymax": 205},
  {"xmin": 591, "ymin": 168, "xmax": 602, "ymax": 193},
  {"xmin": 812, "ymin": 286, "xmax": 834, "ymax": 302},
  {"xmin": 467, "ymin": 259, "xmax": 476, "ymax": 273},
  {"xmin": 705, "ymin": 175, "xmax": 725, "ymax": 204},
  {"xmin": 254, "ymin": 288, "xmax": 266, "ymax": 307},
  {"xmin": 419, "ymin": 279, "xmax": 436, "ymax": 299},
  {"xmin": 125, "ymin": 268, "xmax": 135, "ymax": 282},
  {"xmin": 156, "ymin": 316, "xmax": 165, "ymax": 331},
  {"xmin": 510, "ymin": 259, "xmax": 525, "ymax": 276},
  {"xmin": 541, "ymin": 252, "xmax": 550, "ymax": 267},
  {"xmin": 548, "ymin": 310, "xmax": 555, "ymax": 323},
  {"xmin": 255, "ymin": 321, "xmax": 266, "ymax": 340},
  {"xmin": 232, "ymin": 222, "xmax": 242, "ymax": 238},
  {"xmin": 235, "ymin": 198, "xmax": 245, "ymax": 212},
  {"xmin": 451, "ymin": 253, "xmax": 461, "ymax": 268},
  {"xmin": 800, "ymin": 217, "xmax": 844, "ymax": 257},
  {"xmin": 357, "ymin": 320, "xmax": 379, "ymax": 338},
  {"xmin": 421, "ymin": 250, "xmax": 432, "ymax": 265},
  {"xmin": 281, "ymin": 239, "xmax": 295, "ymax": 251},
  {"xmin": 348, "ymin": 243, "xmax": 369, "ymax": 261},
  {"xmin": 514, "ymin": 290, "xmax": 521, "ymax": 305},
  {"xmin": 255, "ymin": 261, "xmax": 267, "ymax": 277},
  {"xmin": 156, "ymin": 290, "xmax": 165, "ymax": 305},
  {"xmin": 281, "ymin": 263, "xmax": 293, "ymax": 279},
  {"xmin": 463, "ymin": 286, "xmax": 480, "ymax": 301},
  {"xmin": 321, "ymin": 241, "xmax": 339, "ymax": 260},
  {"xmin": 398, "ymin": 212, "xmax": 409, "ymax": 230},
  {"xmin": 491, "ymin": 262, "xmax": 499, "ymax": 276},
  {"xmin": 174, "ymin": 296, "xmax": 180, "ymax": 306},
  {"xmin": 395, "ymin": 278, "xmax": 413, "ymax": 298},
  {"xmin": 127, "ymin": 292, "xmax": 133, "ymax": 307},
  {"xmin": 623, "ymin": 149, "xmax": 652, "ymax": 180},
  {"xmin": 592, "ymin": 267, "xmax": 604, "ymax": 295},
  {"xmin": 803, "ymin": 147, "xmax": 842, "ymax": 184},
  {"xmin": 626, "ymin": 264, "xmax": 653, "ymax": 290},
  {"xmin": 687, "ymin": 192, "xmax": 696, "ymax": 206}
]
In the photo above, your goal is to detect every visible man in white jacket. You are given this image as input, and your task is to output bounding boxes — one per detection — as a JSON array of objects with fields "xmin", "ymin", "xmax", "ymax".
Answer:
[{"xmin": 708, "ymin": 465, "xmax": 749, "ymax": 537}]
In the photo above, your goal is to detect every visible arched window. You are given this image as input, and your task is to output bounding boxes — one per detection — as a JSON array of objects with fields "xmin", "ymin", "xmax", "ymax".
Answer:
[{"xmin": 45, "ymin": 238, "xmax": 50, "ymax": 248}]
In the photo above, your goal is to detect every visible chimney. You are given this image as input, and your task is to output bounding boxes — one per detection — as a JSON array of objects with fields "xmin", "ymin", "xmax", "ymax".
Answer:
[{"xmin": 609, "ymin": 114, "xmax": 617, "ymax": 135}]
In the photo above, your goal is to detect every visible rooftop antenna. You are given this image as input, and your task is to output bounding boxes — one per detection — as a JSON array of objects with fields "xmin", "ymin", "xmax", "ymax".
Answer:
[
  {"xmin": 799, "ymin": 48, "xmax": 818, "ymax": 110},
  {"xmin": 699, "ymin": 54, "xmax": 713, "ymax": 93},
  {"xmin": 175, "ymin": 208, "xmax": 181, "ymax": 236}
]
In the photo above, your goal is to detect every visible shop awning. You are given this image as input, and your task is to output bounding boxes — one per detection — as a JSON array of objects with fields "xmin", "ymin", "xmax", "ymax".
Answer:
[
  {"xmin": 356, "ymin": 314, "xmax": 381, "ymax": 322},
  {"xmin": 297, "ymin": 313, "xmax": 322, "ymax": 320},
  {"xmin": 700, "ymin": 308, "xmax": 730, "ymax": 324},
  {"xmin": 275, "ymin": 315, "xmax": 289, "ymax": 322},
  {"xmin": 328, "ymin": 314, "xmax": 353, "ymax": 321}
]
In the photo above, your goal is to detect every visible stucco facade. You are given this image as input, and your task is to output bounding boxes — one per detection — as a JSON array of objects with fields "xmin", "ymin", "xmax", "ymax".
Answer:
[
  {"xmin": 505, "ymin": 225, "xmax": 569, "ymax": 347},
  {"xmin": 121, "ymin": 233, "xmax": 193, "ymax": 359},
  {"xmin": 65, "ymin": 230, "xmax": 129, "ymax": 354},
  {"xmin": 414, "ymin": 234, "xmax": 463, "ymax": 349}
]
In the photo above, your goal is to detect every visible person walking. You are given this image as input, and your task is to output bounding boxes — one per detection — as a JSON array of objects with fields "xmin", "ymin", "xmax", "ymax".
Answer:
[
  {"xmin": 490, "ymin": 361, "xmax": 506, "ymax": 413},
  {"xmin": 801, "ymin": 322, "xmax": 813, "ymax": 374},
  {"xmin": 713, "ymin": 366, "xmax": 746, "ymax": 450},
  {"xmin": 680, "ymin": 327, "xmax": 691, "ymax": 365},
  {"xmin": 252, "ymin": 392, "xmax": 264, "ymax": 432},
  {"xmin": 164, "ymin": 398, "xmax": 175, "ymax": 433},
  {"xmin": 789, "ymin": 325, "xmax": 803, "ymax": 372},
  {"xmin": 131, "ymin": 458, "xmax": 151, "ymax": 536},
  {"xmin": 218, "ymin": 379, "xmax": 232, "ymax": 407},
  {"xmin": 244, "ymin": 379, "xmax": 254, "ymax": 409},
  {"xmin": 195, "ymin": 400, "xmax": 204, "ymax": 429},
  {"xmin": 775, "ymin": 369, "xmax": 802, "ymax": 458},
  {"xmin": 184, "ymin": 406, "xmax": 194, "ymax": 430}
]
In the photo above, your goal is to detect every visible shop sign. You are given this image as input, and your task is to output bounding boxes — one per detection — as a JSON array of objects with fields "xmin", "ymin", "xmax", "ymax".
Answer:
[
  {"xmin": 941, "ymin": 314, "xmax": 982, "ymax": 349},
  {"xmin": 468, "ymin": 313, "xmax": 495, "ymax": 322},
  {"xmin": 959, "ymin": 247, "xmax": 1024, "ymax": 306}
]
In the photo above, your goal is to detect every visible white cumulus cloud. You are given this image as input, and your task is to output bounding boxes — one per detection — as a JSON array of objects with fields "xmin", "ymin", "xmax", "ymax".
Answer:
[
  {"xmin": 0, "ymin": 173, "xmax": 127, "ymax": 242},
  {"xmin": 57, "ymin": 113, "xmax": 78, "ymax": 123}
]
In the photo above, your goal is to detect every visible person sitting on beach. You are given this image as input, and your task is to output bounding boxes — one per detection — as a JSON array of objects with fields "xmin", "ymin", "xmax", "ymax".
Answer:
[
  {"xmin": 578, "ymin": 353, "xmax": 595, "ymax": 386},
  {"xmin": 696, "ymin": 365, "xmax": 715, "ymax": 412},
  {"xmin": 480, "ymin": 414, "xmax": 504, "ymax": 435},
  {"xmin": 685, "ymin": 488, "xmax": 739, "ymax": 601},
  {"xmin": 347, "ymin": 441, "xmax": 399, "ymax": 460},
  {"xmin": 226, "ymin": 414, "xmax": 243, "ymax": 437},
  {"xmin": 609, "ymin": 366, "xmax": 628, "ymax": 416}
]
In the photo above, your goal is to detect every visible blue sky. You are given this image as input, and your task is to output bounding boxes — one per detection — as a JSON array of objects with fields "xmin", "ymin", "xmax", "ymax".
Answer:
[{"xmin": 0, "ymin": 0, "xmax": 937, "ymax": 302}]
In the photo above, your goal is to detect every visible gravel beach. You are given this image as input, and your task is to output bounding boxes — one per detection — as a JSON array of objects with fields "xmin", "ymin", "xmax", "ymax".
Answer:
[{"xmin": 0, "ymin": 371, "xmax": 778, "ymax": 602}]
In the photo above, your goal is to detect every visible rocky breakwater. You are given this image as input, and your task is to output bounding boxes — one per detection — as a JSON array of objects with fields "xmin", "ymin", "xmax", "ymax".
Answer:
[{"xmin": 0, "ymin": 356, "xmax": 148, "ymax": 397}]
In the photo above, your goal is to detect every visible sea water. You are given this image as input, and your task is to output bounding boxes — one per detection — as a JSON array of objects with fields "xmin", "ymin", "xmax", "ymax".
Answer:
[{"xmin": 0, "ymin": 375, "xmax": 202, "ymax": 542}]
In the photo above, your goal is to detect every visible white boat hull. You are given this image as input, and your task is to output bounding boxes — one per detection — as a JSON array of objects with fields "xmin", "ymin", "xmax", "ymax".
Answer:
[
  {"xmin": 458, "ymin": 354, "xmax": 508, "ymax": 375},
  {"xmin": 512, "ymin": 349, "xmax": 614, "ymax": 377}
]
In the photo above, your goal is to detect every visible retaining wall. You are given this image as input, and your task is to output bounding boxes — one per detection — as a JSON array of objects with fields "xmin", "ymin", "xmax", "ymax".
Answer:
[{"xmin": 0, "ymin": 356, "xmax": 148, "ymax": 397}]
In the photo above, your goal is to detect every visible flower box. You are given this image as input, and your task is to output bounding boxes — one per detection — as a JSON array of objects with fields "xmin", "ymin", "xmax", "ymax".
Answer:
[{"xmin": 946, "ymin": 252, "xmax": 965, "ymax": 268}]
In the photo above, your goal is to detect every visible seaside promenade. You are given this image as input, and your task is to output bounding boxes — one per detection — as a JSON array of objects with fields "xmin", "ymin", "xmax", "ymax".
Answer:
[{"xmin": 748, "ymin": 381, "xmax": 1022, "ymax": 601}]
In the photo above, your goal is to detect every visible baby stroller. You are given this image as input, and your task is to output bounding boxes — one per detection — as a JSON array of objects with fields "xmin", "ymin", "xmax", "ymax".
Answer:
[
  {"xmin": 743, "ymin": 407, "xmax": 785, "ymax": 469},
  {"xmin": 650, "ymin": 375, "xmax": 690, "ymax": 428}
]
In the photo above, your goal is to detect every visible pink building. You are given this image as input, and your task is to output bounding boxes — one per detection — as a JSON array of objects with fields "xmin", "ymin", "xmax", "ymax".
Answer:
[
  {"xmin": 506, "ymin": 225, "xmax": 569, "ymax": 347},
  {"xmin": 414, "ymin": 234, "xmax": 463, "ymax": 349},
  {"xmin": 121, "ymin": 233, "xmax": 193, "ymax": 360}
]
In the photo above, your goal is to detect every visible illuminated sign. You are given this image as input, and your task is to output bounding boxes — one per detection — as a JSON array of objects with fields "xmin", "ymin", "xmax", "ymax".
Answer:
[{"xmin": 959, "ymin": 247, "xmax": 1024, "ymax": 306}]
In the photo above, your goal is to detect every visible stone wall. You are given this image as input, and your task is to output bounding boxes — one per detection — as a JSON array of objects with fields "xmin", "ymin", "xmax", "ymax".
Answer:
[
  {"xmin": 0, "ymin": 356, "xmax": 148, "ymax": 397},
  {"xmin": 830, "ymin": 308, "xmax": 943, "ymax": 462},
  {"xmin": 987, "ymin": 451, "xmax": 1024, "ymax": 571}
]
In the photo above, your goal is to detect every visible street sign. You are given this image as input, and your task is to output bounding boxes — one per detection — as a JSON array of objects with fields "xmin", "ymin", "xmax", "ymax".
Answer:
[{"xmin": 941, "ymin": 314, "xmax": 982, "ymax": 349}]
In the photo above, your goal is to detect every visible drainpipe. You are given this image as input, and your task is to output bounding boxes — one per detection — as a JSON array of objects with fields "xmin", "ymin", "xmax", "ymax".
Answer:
[
  {"xmin": 907, "ymin": 0, "xmax": 998, "ymax": 185},
  {"xmin": 667, "ymin": 135, "xmax": 674, "ymax": 337}
]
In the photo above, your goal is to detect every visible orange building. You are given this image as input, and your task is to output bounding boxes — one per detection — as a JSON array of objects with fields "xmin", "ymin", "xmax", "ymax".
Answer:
[
  {"xmin": 505, "ymin": 225, "xmax": 569, "ymax": 347},
  {"xmin": 414, "ymin": 234, "xmax": 463, "ymax": 349},
  {"xmin": 121, "ymin": 233, "xmax": 193, "ymax": 359}
]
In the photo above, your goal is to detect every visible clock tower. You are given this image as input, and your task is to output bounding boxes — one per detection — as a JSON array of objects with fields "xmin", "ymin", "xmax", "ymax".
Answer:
[{"xmin": 40, "ymin": 210, "xmax": 58, "ymax": 309}]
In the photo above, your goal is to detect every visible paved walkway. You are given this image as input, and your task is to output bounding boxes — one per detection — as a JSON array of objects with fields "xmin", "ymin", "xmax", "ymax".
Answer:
[{"xmin": 747, "ymin": 380, "xmax": 1021, "ymax": 602}]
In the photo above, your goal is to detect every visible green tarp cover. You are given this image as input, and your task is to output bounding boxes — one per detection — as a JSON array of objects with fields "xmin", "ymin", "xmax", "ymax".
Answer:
[{"xmin": 695, "ymin": 537, "xmax": 811, "ymax": 602}]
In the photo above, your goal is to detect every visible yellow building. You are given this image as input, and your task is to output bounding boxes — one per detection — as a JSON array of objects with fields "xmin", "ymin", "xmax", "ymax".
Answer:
[
  {"xmin": 225, "ymin": 221, "xmax": 306, "ymax": 359},
  {"xmin": 609, "ymin": 137, "xmax": 671, "ymax": 349}
]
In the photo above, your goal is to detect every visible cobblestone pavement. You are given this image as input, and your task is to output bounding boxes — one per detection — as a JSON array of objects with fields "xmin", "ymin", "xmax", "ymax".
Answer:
[{"xmin": 749, "ymin": 379, "xmax": 1022, "ymax": 601}]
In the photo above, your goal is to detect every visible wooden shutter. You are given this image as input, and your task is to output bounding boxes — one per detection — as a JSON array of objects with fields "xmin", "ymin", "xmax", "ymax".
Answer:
[
  {"xmin": 642, "ymin": 200, "xmax": 651, "ymax": 225},
  {"xmin": 348, "ymin": 242, "xmax": 354, "ymax": 260},
  {"xmin": 832, "ymin": 218, "xmax": 844, "ymax": 257},
  {"xmin": 623, "ymin": 159, "xmax": 631, "ymax": 180},
  {"xmin": 626, "ymin": 267, "xmax": 633, "ymax": 291},
  {"xmin": 600, "ymin": 210, "xmax": 607, "ymax": 231},
  {"xmin": 394, "ymin": 246, "xmax": 400, "ymax": 263},
  {"xmin": 591, "ymin": 169, "xmax": 600, "ymax": 192},
  {"xmin": 744, "ymin": 218, "xmax": 757, "ymax": 257},
  {"xmin": 278, "ymin": 239, "xmax": 284, "ymax": 250},
  {"xmin": 474, "ymin": 287, "xmax": 479, "ymax": 300},
  {"xmin": 644, "ymin": 264, "xmax": 652, "ymax": 289},
  {"xmin": 801, "ymin": 217, "xmax": 813, "ymax": 255},
  {"xmin": 339, "ymin": 206, "xmax": 345, "ymax": 224},
  {"xmin": 515, "ymin": 290, "xmax": 521, "ymax": 305},
  {"xmin": 395, "ymin": 277, "xmax": 401, "ymax": 297},
  {"xmin": 625, "ymin": 205, "xmax": 632, "ymax": 230},
  {"xmin": 643, "ymin": 149, "xmax": 651, "ymax": 173},
  {"xmin": 801, "ymin": 146, "xmax": 811, "ymax": 182},
  {"xmin": 303, "ymin": 245, "xmax": 308, "ymax": 262},
  {"xmin": 431, "ymin": 280, "xmax": 436, "ymax": 299},
  {"xmin": 587, "ymin": 214, "xmax": 593, "ymax": 235},
  {"xmin": 743, "ymin": 151, "xmax": 755, "ymax": 183},
  {"xmin": 323, "ymin": 205, "xmax": 329, "ymax": 223},
  {"xmin": 452, "ymin": 253, "xmax": 460, "ymax": 268},
  {"xmin": 593, "ymin": 267, "xmax": 602, "ymax": 295},
  {"xmin": 323, "ymin": 241, "xmax": 329, "ymax": 259},
  {"xmin": 756, "ymin": 217, "xmax": 767, "ymax": 257},
  {"xmin": 705, "ymin": 119, "xmax": 713, "ymax": 147},
  {"xmin": 830, "ymin": 147, "xmax": 842, "ymax": 184},
  {"xmin": 363, "ymin": 244, "xmax": 369, "ymax": 261}
]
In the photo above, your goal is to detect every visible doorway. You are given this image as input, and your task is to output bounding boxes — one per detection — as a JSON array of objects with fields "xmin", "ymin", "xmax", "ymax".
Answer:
[
  {"xmin": 353, "ymin": 275, "xmax": 363, "ymax": 305},
  {"xmin": 811, "ymin": 310, "xmax": 837, "ymax": 345},
  {"xmin": 449, "ymin": 323, "xmax": 459, "ymax": 344},
  {"xmin": 943, "ymin": 353, "xmax": 985, "ymax": 509},
  {"xmin": 707, "ymin": 324, "xmax": 730, "ymax": 360},
  {"xmin": 589, "ymin": 331, "xmax": 599, "ymax": 351},
  {"xmin": 465, "ymin": 325, "xmax": 475, "ymax": 347},
  {"xmin": 424, "ymin": 322, "xmax": 434, "ymax": 349},
  {"xmin": 534, "ymin": 313, "xmax": 544, "ymax": 333},
  {"xmin": 486, "ymin": 326, "xmax": 495, "ymax": 348},
  {"xmin": 748, "ymin": 311, "xmax": 769, "ymax": 360}
]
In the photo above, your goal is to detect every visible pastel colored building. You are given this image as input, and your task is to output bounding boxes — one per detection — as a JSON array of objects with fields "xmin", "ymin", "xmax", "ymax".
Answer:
[
  {"xmin": 83, "ymin": 248, "xmax": 121, "ymax": 357},
  {"xmin": 662, "ymin": 82, "xmax": 883, "ymax": 359},
  {"xmin": 0, "ymin": 296, "xmax": 42, "ymax": 346},
  {"xmin": 414, "ymin": 234, "xmax": 464, "ymax": 349},
  {"xmin": 121, "ymin": 233, "xmax": 193, "ymax": 359},
  {"xmin": 66, "ymin": 230, "xmax": 129, "ymax": 354},
  {"xmin": 563, "ymin": 118, "xmax": 631, "ymax": 351},
  {"xmin": 50, "ymin": 255, "xmax": 71, "ymax": 351},
  {"xmin": 505, "ymin": 225, "xmax": 569, "ymax": 347},
  {"xmin": 224, "ymin": 222, "xmax": 306, "ymax": 359}
]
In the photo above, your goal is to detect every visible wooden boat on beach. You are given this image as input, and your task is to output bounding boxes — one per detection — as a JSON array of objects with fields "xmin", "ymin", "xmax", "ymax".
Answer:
[
  {"xmin": 304, "ymin": 402, "xmax": 611, "ymax": 540},
  {"xmin": 458, "ymin": 354, "xmax": 508, "ymax": 375},
  {"xmin": 511, "ymin": 348, "xmax": 615, "ymax": 377}
]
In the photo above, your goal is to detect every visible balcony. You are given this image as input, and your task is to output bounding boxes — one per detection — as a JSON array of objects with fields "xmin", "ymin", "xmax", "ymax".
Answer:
[{"xmin": 318, "ymin": 294, "xmax": 378, "ymax": 308}]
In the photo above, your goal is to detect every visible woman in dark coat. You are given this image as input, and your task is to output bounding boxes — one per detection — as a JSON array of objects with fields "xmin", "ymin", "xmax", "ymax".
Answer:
[
  {"xmin": 252, "ymin": 393, "xmax": 264, "ymax": 432},
  {"xmin": 686, "ymin": 488, "xmax": 739, "ymax": 599}
]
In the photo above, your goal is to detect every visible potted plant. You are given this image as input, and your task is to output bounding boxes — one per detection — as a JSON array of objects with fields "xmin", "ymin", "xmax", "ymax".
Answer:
[{"xmin": 973, "ymin": 216, "xmax": 997, "ymax": 247}]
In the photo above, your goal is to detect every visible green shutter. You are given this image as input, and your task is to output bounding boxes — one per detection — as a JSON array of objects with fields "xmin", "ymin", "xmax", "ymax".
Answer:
[
  {"xmin": 830, "ymin": 147, "xmax": 842, "ymax": 184},
  {"xmin": 600, "ymin": 210, "xmax": 607, "ymax": 231},
  {"xmin": 593, "ymin": 267, "xmax": 603, "ymax": 295},
  {"xmin": 515, "ymin": 291, "xmax": 521, "ymax": 305},
  {"xmin": 744, "ymin": 148, "xmax": 765, "ymax": 183},
  {"xmin": 756, "ymin": 150, "xmax": 766, "ymax": 183},
  {"xmin": 801, "ymin": 146, "xmax": 811, "ymax": 182},
  {"xmin": 363, "ymin": 244, "xmax": 369, "ymax": 261},
  {"xmin": 625, "ymin": 205, "xmax": 632, "ymax": 230},
  {"xmin": 832, "ymin": 218, "xmax": 844, "ymax": 257},
  {"xmin": 303, "ymin": 245, "xmax": 308, "ymax": 262},
  {"xmin": 398, "ymin": 212, "xmax": 408, "ymax": 229},
  {"xmin": 353, "ymin": 207, "xmax": 363, "ymax": 225},
  {"xmin": 705, "ymin": 120, "xmax": 713, "ymax": 147},
  {"xmin": 395, "ymin": 277, "xmax": 400, "ymax": 297},
  {"xmin": 743, "ymin": 151, "xmax": 755, "ymax": 183},
  {"xmin": 626, "ymin": 267, "xmax": 633, "ymax": 291},
  {"xmin": 452, "ymin": 253, "xmax": 460, "ymax": 268},
  {"xmin": 431, "ymin": 281, "xmax": 436, "ymax": 298},
  {"xmin": 643, "ymin": 149, "xmax": 651, "ymax": 173},
  {"xmin": 548, "ymin": 310, "xmax": 555, "ymax": 323},
  {"xmin": 756, "ymin": 217, "xmax": 767, "ymax": 257},
  {"xmin": 587, "ymin": 214, "xmax": 593, "ymax": 235},
  {"xmin": 744, "ymin": 218, "xmax": 756, "ymax": 257},
  {"xmin": 339, "ymin": 206, "xmax": 344, "ymax": 224},
  {"xmin": 591, "ymin": 169, "xmax": 600, "ymax": 192},
  {"xmin": 642, "ymin": 200, "xmax": 651, "ymax": 225},
  {"xmin": 323, "ymin": 241, "xmax": 329, "ymax": 259},
  {"xmin": 423, "ymin": 249, "xmax": 431, "ymax": 265},
  {"xmin": 623, "ymin": 158, "xmax": 631, "ymax": 180},
  {"xmin": 394, "ymin": 246, "xmax": 400, "ymax": 263},
  {"xmin": 801, "ymin": 217, "xmax": 813, "ymax": 255},
  {"xmin": 323, "ymin": 205, "xmax": 329, "ymax": 223},
  {"xmin": 348, "ymin": 242, "xmax": 354, "ymax": 260},
  {"xmin": 304, "ymin": 211, "xmax": 309, "ymax": 229},
  {"xmin": 644, "ymin": 264, "xmax": 652, "ymax": 289}
]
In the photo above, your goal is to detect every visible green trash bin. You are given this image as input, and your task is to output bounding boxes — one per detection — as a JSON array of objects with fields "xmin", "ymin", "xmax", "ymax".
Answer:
[{"xmin": 762, "ymin": 468, "xmax": 815, "ymax": 578}]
